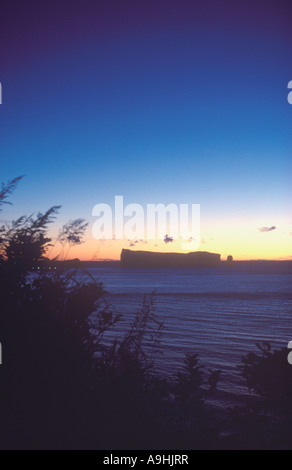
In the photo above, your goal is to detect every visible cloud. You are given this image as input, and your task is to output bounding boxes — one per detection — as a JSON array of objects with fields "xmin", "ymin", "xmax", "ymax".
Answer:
[
  {"xmin": 258, "ymin": 226, "xmax": 276, "ymax": 233},
  {"xmin": 129, "ymin": 239, "xmax": 148, "ymax": 247},
  {"xmin": 164, "ymin": 234, "xmax": 174, "ymax": 244}
]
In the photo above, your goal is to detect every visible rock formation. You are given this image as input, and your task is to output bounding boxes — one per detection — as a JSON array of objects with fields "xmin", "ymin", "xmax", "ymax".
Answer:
[{"xmin": 121, "ymin": 249, "xmax": 221, "ymax": 268}]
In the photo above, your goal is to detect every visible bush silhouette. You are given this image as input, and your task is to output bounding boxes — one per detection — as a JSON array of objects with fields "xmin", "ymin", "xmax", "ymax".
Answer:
[
  {"xmin": 3, "ymin": 177, "xmax": 292, "ymax": 449},
  {"xmin": 229, "ymin": 342, "xmax": 292, "ymax": 449},
  {"xmin": 0, "ymin": 177, "xmax": 221, "ymax": 449}
]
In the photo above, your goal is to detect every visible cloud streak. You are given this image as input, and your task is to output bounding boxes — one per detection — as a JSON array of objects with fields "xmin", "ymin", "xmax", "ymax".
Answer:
[
  {"xmin": 258, "ymin": 226, "xmax": 276, "ymax": 233},
  {"xmin": 128, "ymin": 239, "xmax": 148, "ymax": 247}
]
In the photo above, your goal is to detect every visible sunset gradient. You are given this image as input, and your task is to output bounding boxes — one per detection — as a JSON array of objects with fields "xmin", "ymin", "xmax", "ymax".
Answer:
[{"xmin": 0, "ymin": 0, "xmax": 291, "ymax": 261}]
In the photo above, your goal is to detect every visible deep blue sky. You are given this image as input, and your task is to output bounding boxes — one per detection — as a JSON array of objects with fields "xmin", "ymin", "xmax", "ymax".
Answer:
[{"xmin": 0, "ymin": 0, "xmax": 291, "ymax": 259}]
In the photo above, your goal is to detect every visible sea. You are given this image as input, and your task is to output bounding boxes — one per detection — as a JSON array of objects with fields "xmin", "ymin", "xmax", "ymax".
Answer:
[{"xmin": 85, "ymin": 261, "xmax": 292, "ymax": 408}]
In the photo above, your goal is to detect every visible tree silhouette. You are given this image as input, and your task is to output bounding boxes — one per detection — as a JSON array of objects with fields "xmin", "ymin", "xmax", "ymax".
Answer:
[{"xmin": 0, "ymin": 176, "xmax": 224, "ymax": 450}]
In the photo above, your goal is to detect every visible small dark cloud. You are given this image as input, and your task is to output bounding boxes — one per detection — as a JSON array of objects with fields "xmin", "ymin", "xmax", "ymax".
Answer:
[
  {"xmin": 164, "ymin": 234, "xmax": 174, "ymax": 244},
  {"xmin": 129, "ymin": 239, "xmax": 142, "ymax": 247},
  {"xmin": 259, "ymin": 226, "xmax": 276, "ymax": 233}
]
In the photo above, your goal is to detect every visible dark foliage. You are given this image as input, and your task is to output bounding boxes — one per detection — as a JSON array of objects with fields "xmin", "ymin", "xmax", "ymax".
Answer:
[
  {"xmin": 0, "ymin": 177, "xmax": 220, "ymax": 449},
  {"xmin": 2, "ymin": 177, "xmax": 291, "ymax": 449},
  {"xmin": 228, "ymin": 342, "xmax": 292, "ymax": 449},
  {"xmin": 0, "ymin": 177, "xmax": 23, "ymax": 211}
]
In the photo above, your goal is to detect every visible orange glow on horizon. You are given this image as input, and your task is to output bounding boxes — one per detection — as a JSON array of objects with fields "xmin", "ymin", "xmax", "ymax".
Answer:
[
  {"xmin": 47, "ymin": 215, "xmax": 292, "ymax": 262},
  {"xmin": 48, "ymin": 231, "xmax": 291, "ymax": 263}
]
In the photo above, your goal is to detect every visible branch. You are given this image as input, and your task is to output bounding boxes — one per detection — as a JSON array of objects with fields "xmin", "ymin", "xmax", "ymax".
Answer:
[{"xmin": 0, "ymin": 176, "xmax": 24, "ymax": 210}]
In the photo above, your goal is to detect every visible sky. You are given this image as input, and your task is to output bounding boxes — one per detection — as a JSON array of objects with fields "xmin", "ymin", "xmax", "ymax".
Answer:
[{"xmin": 0, "ymin": 0, "xmax": 291, "ymax": 261}]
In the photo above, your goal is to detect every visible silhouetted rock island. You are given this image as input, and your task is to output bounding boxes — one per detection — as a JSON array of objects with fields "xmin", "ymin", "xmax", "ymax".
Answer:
[{"xmin": 121, "ymin": 249, "xmax": 221, "ymax": 268}]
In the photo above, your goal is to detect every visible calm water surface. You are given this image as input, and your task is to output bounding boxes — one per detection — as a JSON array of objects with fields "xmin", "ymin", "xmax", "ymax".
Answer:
[{"xmin": 85, "ymin": 262, "xmax": 292, "ymax": 407}]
